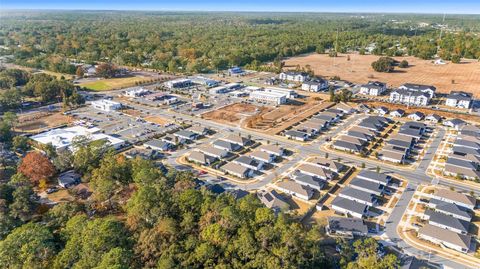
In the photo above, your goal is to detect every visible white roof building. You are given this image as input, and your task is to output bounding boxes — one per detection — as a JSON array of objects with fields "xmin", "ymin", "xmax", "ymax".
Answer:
[
  {"xmin": 31, "ymin": 126, "xmax": 124, "ymax": 151},
  {"xmin": 250, "ymin": 90, "xmax": 287, "ymax": 105},
  {"xmin": 91, "ymin": 99, "xmax": 122, "ymax": 111}
]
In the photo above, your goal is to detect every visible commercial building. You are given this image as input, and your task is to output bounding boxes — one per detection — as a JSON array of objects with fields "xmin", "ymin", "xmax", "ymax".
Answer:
[
  {"xmin": 124, "ymin": 87, "xmax": 150, "ymax": 97},
  {"xmin": 91, "ymin": 99, "xmax": 122, "ymax": 111},
  {"xmin": 31, "ymin": 126, "xmax": 125, "ymax": 151},
  {"xmin": 165, "ymin": 78, "xmax": 192, "ymax": 89},
  {"xmin": 250, "ymin": 90, "xmax": 287, "ymax": 105}
]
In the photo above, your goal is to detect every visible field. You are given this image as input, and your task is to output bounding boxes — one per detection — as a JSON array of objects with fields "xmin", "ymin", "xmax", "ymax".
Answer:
[
  {"xmin": 284, "ymin": 53, "xmax": 480, "ymax": 97},
  {"xmin": 16, "ymin": 112, "xmax": 73, "ymax": 133},
  {"xmin": 79, "ymin": 76, "xmax": 150, "ymax": 91},
  {"xmin": 202, "ymin": 103, "xmax": 263, "ymax": 126},
  {"xmin": 144, "ymin": 116, "xmax": 172, "ymax": 125}
]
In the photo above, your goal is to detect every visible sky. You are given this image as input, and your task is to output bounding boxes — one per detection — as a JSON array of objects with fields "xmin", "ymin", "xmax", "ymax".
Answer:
[{"xmin": 1, "ymin": 0, "xmax": 480, "ymax": 14}]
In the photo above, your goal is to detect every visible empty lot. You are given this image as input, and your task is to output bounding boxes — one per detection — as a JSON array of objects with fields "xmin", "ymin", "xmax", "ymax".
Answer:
[{"xmin": 284, "ymin": 53, "xmax": 480, "ymax": 97}]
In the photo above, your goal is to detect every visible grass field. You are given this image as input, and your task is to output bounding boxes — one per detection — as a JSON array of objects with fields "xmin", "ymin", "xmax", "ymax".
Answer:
[
  {"xmin": 79, "ymin": 76, "xmax": 149, "ymax": 91},
  {"xmin": 284, "ymin": 53, "xmax": 480, "ymax": 97}
]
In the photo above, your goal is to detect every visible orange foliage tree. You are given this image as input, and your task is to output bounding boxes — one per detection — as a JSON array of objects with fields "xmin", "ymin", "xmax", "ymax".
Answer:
[{"xmin": 18, "ymin": 151, "xmax": 56, "ymax": 185}]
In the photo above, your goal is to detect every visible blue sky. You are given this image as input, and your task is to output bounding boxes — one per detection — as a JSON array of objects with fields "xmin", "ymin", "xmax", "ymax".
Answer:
[{"xmin": 1, "ymin": 0, "xmax": 479, "ymax": 14}]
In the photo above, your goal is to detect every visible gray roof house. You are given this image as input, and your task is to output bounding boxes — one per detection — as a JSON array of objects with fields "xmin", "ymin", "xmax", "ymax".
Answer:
[
  {"xmin": 425, "ymin": 114, "xmax": 442, "ymax": 123},
  {"xmin": 444, "ymin": 157, "xmax": 480, "ymax": 180},
  {"xmin": 460, "ymin": 125, "xmax": 480, "ymax": 138},
  {"xmin": 424, "ymin": 209, "xmax": 470, "ymax": 235},
  {"xmin": 233, "ymin": 155, "xmax": 264, "ymax": 171},
  {"xmin": 444, "ymin": 118, "xmax": 467, "ymax": 130},
  {"xmin": 418, "ymin": 224, "xmax": 472, "ymax": 253},
  {"xmin": 347, "ymin": 130, "xmax": 373, "ymax": 142},
  {"xmin": 221, "ymin": 162, "xmax": 253, "ymax": 179},
  {"xmin": 332, "ymin": 140, "xmax": 363, "ymax": 153},
  {"xmin": 357, "ymin": 170, "xmax": 391, "ymax": 185},
  {"xmin": 188, "ymin": 151, "xmax": 217, "ymax": 166},
  {"xmin": 144, "ymin": 139, "xmax": 174, "ymax": 151},
  {"xmin": 249, "ymin": 150, "xmax": 276, "ymax": 163},
  {"xmin": 428, "ymin": 200, "xmax": 472, "ymax": 222},
  {"xmin": 174, "ymin": 130, "xmax": 198, "ymax": 140},
  {"xmin": 291, "ymin": 172, "xmax": 326, "ymax": 191},
  {"xmin": 331, "ymin": 197, "xmax": 368, "ymax": 219},
  {"xmin": 326, "ymin": 217, "xmax": 368, "ymax": 238},
  {"xmin": 258, "ymin": 144, "xmax": 285, "ymax": 156},
  {"xmin": 285, "ymin": 130, "xmax": 309, "ymax": 141},
  {"xmin": 308, "ymin": 157, "xmax": 346, "ymax": 173},
  {"xmin": 349, "ymin": 177, "xmax": 384, "ymax": 196},
  {"xmin": 223, "ymin": 134, "xmax": 251, "ymax": 146},
  {"xmin": 296, "ymin": 163, "xmax": 333, "ymax": 180},
  {"xmin": 58, "ymin": 170, "xmax": 81, "ymax": 188},
  {"xmin": 213, "ymin": 139, "xmax": 242, "ymax": 152},
  {"xmin": 198, "ymin": 145, "xmax": 229, "ymax": 158},
  {"xmin": 338, "ymin": 186, "xmax": 377, "ymax": 206},
  {"xmin": 257, "ymin": 189, "xmax": 290, "ymax": 213},
  {"xmin": 276, "ymin": 181, "xmax": 315, "ymax": 201},
  {"xmin": 432, "ymin": 189, "xmax": 476, "ymax": 210}
]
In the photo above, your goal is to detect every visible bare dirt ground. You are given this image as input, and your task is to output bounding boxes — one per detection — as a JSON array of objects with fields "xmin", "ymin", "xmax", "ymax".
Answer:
[
  {"xmin": 144, "ymin": 116, "xmax": 171, "ymax": 125},
  {"xmin": 16, "ymin": 112, "xmax": 73, "ymax": 133},
  {"xmin": 202, "ymin": 103, "xmax": 263, "ymax": 126},
  {"xmin": 284, "ymin": 53, "xmax": 480, "ymax": 97}
]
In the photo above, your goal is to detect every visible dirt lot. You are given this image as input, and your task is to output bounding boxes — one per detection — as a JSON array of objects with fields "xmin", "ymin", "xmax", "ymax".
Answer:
[
  {"xmin": 144, "ymin": 116, "xmax": 171, "ymax": 125},
  {"xmin": 16, "ymin": 112, "xmax": 73, "ymax": 133},
  {"xmin": 202, "ymin": 103, "xmax": 263, "ymax": 126},
  {"xmin": 284, "ymin": 53, "xmax": 480, "ymax": 97}
]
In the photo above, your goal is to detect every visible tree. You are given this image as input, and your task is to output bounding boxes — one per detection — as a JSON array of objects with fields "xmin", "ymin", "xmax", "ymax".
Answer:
[
  {"xmin": 95, "ymin": 63, "xmax": 119, "ymax": 78},
  {"xmin": 347, "ymin": 238, "xmax": 398, "ymax": 269},
  {"xmin": 451, "ymin": 54, "xmax": 461, "ymax": 63},
  {"xmin": 90, "ymin": 153, "xmax": 132, "ymax": 203},
  {"xmin": 371, "ymin": 57, "xmax": 395, "ymax": 72},
  {"xmin": 399, "ymin": 60, "xmax": 409, "ymax": 68},
  {"xmin": 12, "ymin": 135, "xmax": 30, "ymax": 152},
  {"xmin": 17, "ymin": 152, "xmax": 56, "ymax": 185},
  {"xmin": 53, "ymin": 149, "xmax": 74, "ymax": 172},
  {"xmin": 9, "ymin": 185, "xmax": 37, "ymax": 222}
]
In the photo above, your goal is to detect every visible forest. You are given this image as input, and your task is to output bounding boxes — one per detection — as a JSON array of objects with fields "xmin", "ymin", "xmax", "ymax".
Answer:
[{"xmin": 0, "ymin": 11, "xmax": 479, "ymax": 74}]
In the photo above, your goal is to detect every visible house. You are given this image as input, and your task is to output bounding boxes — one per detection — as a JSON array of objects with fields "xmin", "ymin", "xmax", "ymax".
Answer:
[
  {"xmin": 444, "ymin": 157, "xmax": 480, "ymax": 180},
  {"xmin": 228, "ymin": 66, "xmax": 244, "ymax": 76},
  {"xmin": 188, "ymin": 151, "xmax": 217, "ymax": 166},
  {"xmin": 276, "ymin": 181, "xmax": 314, "ymax": 201},
  {"xmin": 349, "ymin": 126, "xmax": 377, "ymax": 137},
  {"xmin": 408, "ymin": 111, "xmax": 425, "ymax": 121},
  {"xmin": 91, "ymin": 99, "xmax": 122, "ymax": 111},
  {"xmin": 349, "ymin": 177, "xmax": 384, "ymax": 196},
  {"xmin": 332, "ymin": 140, "xmax": 363, "ymax": 153},
  {"xmin": 174, "ymin": 130, "xmax": 198, "ymax": 141},
  {"xmin": 338, "ymin": 186, "xmax": 377, "ymax": 206},
  {"xmin": 387, "ymin": 135, "xmax": 415, "ymax": 150},
  {"xmin": 308, "ymin": 157, "xmax": 346, "ymax": 173},
  {"xmin": 334, "ymin": 102, "xmax": 356, "ymax": 114},
  {"xmin": 212, "ymin": 140, "xmax": 242, "ymax": 152},
  {"xmin": 205, "ymin": 184, "xmax": 226, "ymax": 195},
  {"xmin": 326, "ymin": 217, "xmax": 368, "ymax": 238},
  {"xmin": 301, "ymin": 79, "xmax": 328, "ymax": 92},
  {"xmin": 431, "ymin": 189, "xmax": 476, "ymax": 210},
  {"xmin": 285, "ymin": 130, "xmax": 309, "ymax": 141},
  {"xmin": 337, "ymin": 135, "xmax": 367, "ymax": 147},
  {"xmin": 189, "ymin": 126, "xmax": 211, "ymax": 136},
  {"xmin": 390, "ymin": 109, "xmax": 405, "ymax": 118},
  {"xmin": 423, "ymin": 209, "xmax": 470, "ymax": 235},
  {"xmin": 444, "ymin": 119, "xmax": 467, "ymax": 130},
  {"xmin": 227, "ymin": 189, "xmax": 250, "ymax": 200},
  {"xmin": 398, "ymin": 83, "xmax": 436, "ymax": 98},
  {"xmin": 428, "ymin": 200, "xmax": 472, "ymax": 222},
  {"xmin": 279, "ymin": 71, "xmax": 309, "ymax": 82},
  {"xmin": 258, "ymin": 144, "xmax": 285, "ymax": 157},
  {"xmin": 124, "ymin": 148, "xmax": 162, "ymax": 160},
  {"xmin": 221, "ymin": 162, "xmax": 253, "ymax": 179},
  {"xmin": 143, "ymin": 139, "xmax": 174, "ymax": 151},
  {"xmin": 379, "ymin": 147, "xmax": 407, "ymax": 164},
  {"xmin": 425, "ymin": 114, "xmax": 442, "ymax": 123},
  {"xmin": 249, "ymin": 150, "xmax": 276, "ymax": 164},
  {"xmin": 375, "ymin": 106, "xmax": 389, "ymax": 116},
  {"xmin": 58, "ymin": 170, "xmax": 81, "ymax": 188},
  {"xmin": 389, "ymin": 89, "xmax": 430, "ymax": 106},
  {"xmin": 291, "ymin": 172, "xmax": 326, "ymax": 191},
  {"xmin": 418, "ymin": 224, "xmax": 472, "ymax": 253},
  {"xmin": 233, "ymin": 156, "xmax": 264, "ymax": 171},
  {"xmin": 331, "ymin": 197, "xmax": 368, "ymax": 219},
  {"xmin": 161, "ymin": 134, "xmax": 185, "ymax": 145},
  {"xmin": 296, "ymin": 163, "xmax": 333, "ymax": 180},
  {"xmin": 359, "ymin": 81, "xmax": 387, "ymax": 96},
  {"xmin": 356, "ymin": 170, "xmax": 391, "ymax": 185},
  {"xmin": 445, "ymin": 91, "xmax": 473, "ymax": 109},
  {"xmin": 198, "ymin": 145, "xmax": 229, "ymax": 159},
  {"xmin": 347, "ymin": 130, "xmax": 373, "ymax": 142},
  {"xmin": 257, "ymin": 189, "xmax": 290, "ymax": 213},
  {"xmin": 223, "ymin": 134, "xmax": 251, "ymax": 147}
]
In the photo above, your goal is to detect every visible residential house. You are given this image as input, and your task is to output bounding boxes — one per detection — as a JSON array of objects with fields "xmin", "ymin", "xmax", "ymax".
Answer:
[
  {"xmin": 389, "ymin": 88, "xmax": 430, "ymax": 106},
  {"xmin": 221, "ymin": 162, "xmax": 253, "ymax": 179},
  {"xmin": 58, "ymin": 171, "xmax": 81, "ymax": 188},
  {"xmin": 390, "ymin": 109, "xmax": 405, "ymax": 118},
  {"xmin": 279, "ymin": 71, "xmax": 309, "ymax": 82},
  {"xmin": 249, "ymin": 150, "xmax": 276, "ymax": 164},
  {"xmin": 144, "ymin": 139, "xmax": 174, "ymax": 151},
  {"xmin": 258, "ymin": 144, "xmax": 285, "ymax": 157},
  {"xmin": 332, "ymin": 140, "xmax": 363, "ymax": 153},
  {"xmin": 423, "ymin": 209, "xmax": 470, "ymax": 235},
  {"xmin": 291, "ymin": 172, "xmax": 325, "ymax": 191},
  {"xmin": 296, "ymin": 163, "xmax": 333, "ymax": 180},
  {"xmin": 188, "ymin": 151, "xmax": 217, "ymax": 166},
  {"xmin": 418, "ymin": 224, "xmax": 471, "ymax": 253},
  {"xmin": 460, "ymin": 125, "xmax": 480, "ymax": 138},
  {"xmin": 285, "ymin": 130, "xmax": 309, "ymax": 141},
  {"xmin": 444, "ymin": 119, "xmax": 467, "ymax": 130},
  {"xmin": 198, "ymin": 145, "xmax": 229, "ymax": 159},
  {"xmin": 444, "ymin": 157, "xmax": 480, "ymax": 180},
  {"xmin": 347, "ymin": 130, "xmax": 373, "ymax": 142},
  {"xmin": 379, "ymin": 148, "xmax": 407, "ymax": 164},
  {"xmin": 374, "ymin": 106, "xmax": 389, "ymax": 116},
  {"xmin": 233, "ymin": 156, "xmax": 264, "ymax": 171},
  {"xmin": 331, "ymin": 197, "xmax": 368, "ymax": 219},
  {"xmin": 425, "ymin": 114, "xmax": 442, "ymax": 123},
  {"xmin": 338, "ymin": 186, "xmax": 377, "ymax": 206},
  {"xmin": 349, "ymin": 177, "xmax": 384, "ymax": 196},
  {"xmin": 276, "ymin": 181, "xmax": 314, "ymax": 201},
  {"xmin": 301, "ymin": 79, "xmax": 328, "ymax": 92},
  {"xmin": 428, "ymin": 200, "xmax": 472, "ymax": 222},
  {"xmin": 223, "ymin": 134, "xmax": 251, "ymax": 147},
  {"xmin": 257, "ymin": 189, "xmax": 290, "ymax": 213},
  {"xmin": 174, "ymin": 130, "xmax": 198, "ymax": 141},
  {"xmin": 212, "ymin": 140, "xmax": 241, "ymax": 152},
  {"xmin": 189, "ymin": 126, "xmax": 211, "ymax": 136},
  {"xmin": 445, "ymin": 91, "xmax": 473, "ymax": 109},
  {"xmin": 326, "ymin": 217, "xmax": 368, "ymax": 238},
  {"xmin": 431, "ymin": 189, "xmax": 476, "ymax": 210},
  {"xmin": 359, "ymin": 81, "xmax": 387, "ymax": 96},
  {"xmin": 308, "ymin": 157, "xmax": 346, "ymax": 173},
  {"xmin": 398, "ymin": 83, "xmax": 436, "ymax": 98},
  {"xmin": 356, "ymin": 170, "xmax": 391, "ymax": 185},
  {"xmin": 408, "ymin": 111, "xmax": 425, "ymax": 121},
  {"xmin": 161, "ymin": 134, "xmax": 185, "ymax": 145}
]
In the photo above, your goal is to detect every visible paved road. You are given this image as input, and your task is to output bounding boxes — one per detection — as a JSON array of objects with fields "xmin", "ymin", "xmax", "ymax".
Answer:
[{"xmin": 108, "ymin": 94, "xmax": 479, "ymax": 269}]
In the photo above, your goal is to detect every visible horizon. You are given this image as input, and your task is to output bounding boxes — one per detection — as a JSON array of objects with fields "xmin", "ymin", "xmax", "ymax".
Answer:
[{"xmin": 1, "ymin": 0, "xmax": 480, "ymax": 15}]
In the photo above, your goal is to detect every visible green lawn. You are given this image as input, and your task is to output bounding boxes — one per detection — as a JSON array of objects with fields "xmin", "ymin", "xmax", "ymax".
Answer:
[{"xmin": 79, "ymin": 76, "xmax": 149, "ymax": 91}]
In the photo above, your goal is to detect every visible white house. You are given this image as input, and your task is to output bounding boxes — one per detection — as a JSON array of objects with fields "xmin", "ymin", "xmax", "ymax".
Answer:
[
  {"xmin": 301, "ymin": 79, "xmax": 328, "ymax": 92},
  {"xmin": 359, "ymin": 81, "xmax": 387, "ymax": 96},
  {"xmin": 418, "ymin": 224, "xmax": 471, "ymax": 253},
  {"xmin": 398, "ymin": 83, "xmax": 436, "ymax": 98},
  {"xmin": 389, "ymin": 89, "xmax": 430, "ymax": 106},
  {"xmin": 279, "ymin": 71, "xmax": 309, "ymax": 82},
  {"xmin": 407, "ymin": 112, "xmax": 425, "ymax": 121},
  {"xmin": 445, "ymin": 91, "xmax": 473, "ymax": 109},
  {"xmin": 276, "ymin": 181, "xmax": 314, "ymax": 201},
  {"xmin": 91, "ymin": 99, "xmax": 122, "ymax": 111}
]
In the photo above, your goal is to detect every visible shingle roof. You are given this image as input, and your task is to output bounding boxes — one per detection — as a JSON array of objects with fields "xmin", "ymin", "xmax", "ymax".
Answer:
[
  {"xmin": 349, "ymin": 177, "xmax": 384, "ymax": 194},
  {"xmin": 327, "ymin": 217, "xmax": 368, "ymax": 234},
  {"xmin": 277, "ymin": 181, "xmax": 314, "ymax": 198},
  {"xmin": 434, "ymin": 189, "xmax": 477, "ymax": 208},
  {"xmin": 357, "ymin": 170, "xmax": 390, "ymax": 185},
  {"xmin": 425, "ymin": 209, "xmax": 470, "ymax": 233},
  {"xmin": 339, "ymin": 186, "xmax": 375, "ymax": 204},
  {"xmin": 331, "ymin": 197, "xmax": 368, "ymax": 216},
  {"xmin": 418, "ymin": 224, "xmax": 471, "ymax": 250}
]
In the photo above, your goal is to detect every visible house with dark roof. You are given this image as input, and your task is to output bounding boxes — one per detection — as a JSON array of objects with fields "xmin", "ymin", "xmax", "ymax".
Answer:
[
  {"xmin": 444, "ymin": 118, "xmax": 467, "ymax": 130},
  {"xmin": 425, "ymin": 114, "xmax": 442, "ymax": 123},
  {"xmin": 444, "ymin": 157, "xmax": 480, "ymax": 180},
  {"xmin": 357, "ymin": 170, "xmax": 391, "ymax": 185},
  {"xmin": 460, "ymin": 125, "xmax": 480, "ymax": 138},
  {"xmin": 428, "ymin": 200, "xmax": 472, "ymax": 222},
  {"xmin": 407, "ymin": 111, "xmax": 425, "ymax": 121},
  {"xmin": 389, "ymin": 109, "xmax": 405, "ymax": 118},
  {"xmin": 332, "ymin": 140, "xmax": 364, "ymax": 153},
  {"xmin": 326, "ymin": 217, "xmax": 368, "ymax": 238},
  {"xmin": 379, "ymin": 148, "xmax": 407, "ymax": 164},
  {"xmin": 347, "ymin": 130, "xmax": 373, "ymax": 142},
  {"xmin": 284, "ymin": 130, "xmax": 309, "ymax": 141},
  {"xmin": 331, "ymin": 197, "xmax": 369, "ymax": 218},
  {"xmin": 144, "ymin": 139, "xmax": 175, "ymax": 151},
  {"xmin": 359, "ymin": 81, "xmax": 387, "ymax": 96},
  {"xmin": 257, "ymin": 189, "xmax": 290, "ymax": 213},
  {"xmin": 374, "ymin": 106, "xmax": 389, "ymax": 116},
  {"xmin": 423, "ymin": 209, "xmax": 470, "ymax": 235},
  {"xmin": 233, "ymin": 156, "xmax": 264, "ymax": 171},
  {"xmin": 212, "ymin": 139, "xmax": 242, "ymax": 152},
  {"xmin": 338, "ymin": 186, "xmax": 377, "ymax": 206},
  {"xmin": 308, "ymin": 157, "xmax": 346, "ymax": 173},
  {"xmin": 446, "ymin": 91, "xmax": 473, "ymax": 109},
  {"xmin": 58, "ymin": 170, "xmax": 81, "ymax": 188},
  {"xmin": 291, "ymin": 172, "xmax": 326, "ymax": 191},
  {"xmin": 349, "ymin": 177, "xmax": 385, "ymax": 196},
  {"xmin": 174, "ymin": 130, "xmax": 198, "ymax": 141},
  {"xmin": 418, "ymin": 224, "xmax": 472, "ymax": 253}
]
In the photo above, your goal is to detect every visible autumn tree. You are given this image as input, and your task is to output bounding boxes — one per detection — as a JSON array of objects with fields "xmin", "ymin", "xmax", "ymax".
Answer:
[
  {"xmin": 96, "ymin": 63, "xmax": 119, "ymax": 78},
  {"xmin": 75, "ymin": 66, "xmax": 84, "ymax": 77},
  {"xmin": 18, "ymin": 151, "xmax": 56, "ymax": 185}
]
